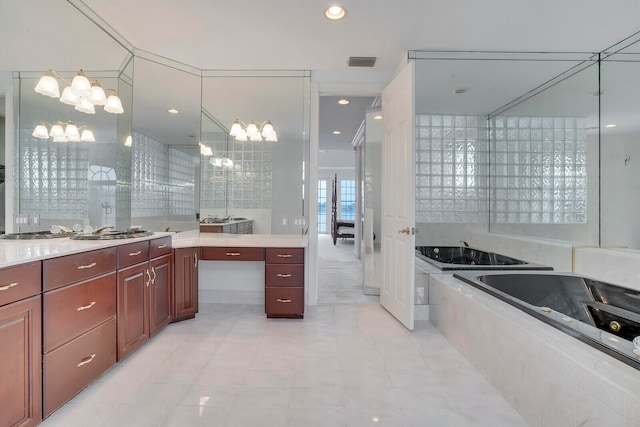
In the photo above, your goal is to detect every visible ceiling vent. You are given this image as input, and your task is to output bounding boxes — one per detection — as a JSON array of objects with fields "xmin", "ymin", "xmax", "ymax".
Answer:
[{"xmin": 348, "ymin": 57, "xmax": 377, "ymax": 67}]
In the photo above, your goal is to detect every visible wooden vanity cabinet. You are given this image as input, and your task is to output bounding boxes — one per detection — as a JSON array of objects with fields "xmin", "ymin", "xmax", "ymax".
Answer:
[
  {"xmin": 42, "ymin": 250, "xmax": 118, "ymax": 418},
  {"xmin": 0, "ymin": 262, "xmax": 42, "ymax": 427},
  {"xmin": 117, "ymin": 237, "xmax": 173, "ymax": 360},
  {"xmin": 173, "ymin": 248, "xmax": 200, "ymax": 322},
  {"xmin": 264, "ymin": 248, "xmax": 304, "ymax": 318}
]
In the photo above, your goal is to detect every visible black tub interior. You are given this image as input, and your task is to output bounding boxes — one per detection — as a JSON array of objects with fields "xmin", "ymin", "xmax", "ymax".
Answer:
[
  {"xmin": 475, "ymin": 274, "xmax": 640, "ymax": 342},
  {"xmin": 416, "ymin": 246, "xmax": 527, "ymax": 265}
]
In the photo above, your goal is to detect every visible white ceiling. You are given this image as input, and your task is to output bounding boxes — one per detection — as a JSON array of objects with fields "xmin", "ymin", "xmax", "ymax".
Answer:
[{"xmin": 3, "ymin": 1, "xmax": 640, "ymax": 149}]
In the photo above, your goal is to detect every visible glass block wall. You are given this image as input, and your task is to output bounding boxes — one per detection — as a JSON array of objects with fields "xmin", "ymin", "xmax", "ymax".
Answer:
[
  {"xmin": 490, "ymin": 116, "xmax": 587, "ymax": 224},
  {"xmin": 19, "ymin": 130, "xmax": 90, "ymax": 219},
  {"xmin": 415, "ymin": 115, "xmax": 489, "ymax": 223},
  {"xmin": 131, "ymin": 132, "xmax": 196, "ymax": 218},
  {"xmin": 200, "ymin": 136, "xmax": 272, "ymax": 211}
]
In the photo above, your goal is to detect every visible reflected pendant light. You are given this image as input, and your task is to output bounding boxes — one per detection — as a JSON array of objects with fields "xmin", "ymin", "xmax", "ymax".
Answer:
[{"xmin": 34, "ymin": 70, "xmax": 60, "ymax": 98}]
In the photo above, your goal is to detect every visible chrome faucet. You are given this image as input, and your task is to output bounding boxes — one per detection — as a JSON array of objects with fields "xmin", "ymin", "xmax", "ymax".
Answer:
[{"xmin": 93, "ymin": 225, "xmax": 114, "ymax": 234}]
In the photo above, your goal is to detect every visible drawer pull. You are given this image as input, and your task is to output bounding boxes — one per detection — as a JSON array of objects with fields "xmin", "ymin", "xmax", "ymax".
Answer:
[
  {"xmin": 276, "ymin": 274, "xmax": 292, "ymax": 278},
  {"xmin": 276, "ymin": 299, "xmax": 292, "ymax": 303},
  {"xmin": 226, "ymin": 252, "xmax": 241, "ymax": 256},
  {"xmin": 77, "ymin": 301, "xmax": 96, "ymax": 311},
  {"xmin": 77, "ymin": 262, "xmax": 97, "ymax": 270},
  {"xmin": 157, "ymin": 244, "xmax": 167, "ymax": 249},
  {"xmin": 194, "ymin": 253, "xmax": 198, "ymax": 268},
  {"xmin": 0, "ymin": 282, "xmax": 18, "ymax": 291},
  {"xmin": 77, "ymin": 354, "xmax": 96, "ymax": 368},
  {"xmin": 145, "ymin": 269, "xmax": 151, "ymax": 287},
  {"xmin": 151, "ymin": 267, "xmax": 157, "ymax": 284},
  {"xmin": 277, "ymin": 254, "xmax": 293, "ymax": 258},
  {"xmin": 129, "ymin": 251, "xmax": 142, "ymax": 256}
]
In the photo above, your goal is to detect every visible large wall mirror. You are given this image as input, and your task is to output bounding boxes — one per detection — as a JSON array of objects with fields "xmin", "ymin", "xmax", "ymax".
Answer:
[
  {"xmin": 600, "ymin": 33, "xmax": 640, "ymax": 248},
  {"xmin": 8, "ymin": 0, "xmax": 133, "ymax": 233},
  {"xmin": 413, "ymin": 51, "xmax": 602, "ymax": 247},
  {"xmin": 200, "ymin": 71, "xmax": 310, "ymax": 235}
]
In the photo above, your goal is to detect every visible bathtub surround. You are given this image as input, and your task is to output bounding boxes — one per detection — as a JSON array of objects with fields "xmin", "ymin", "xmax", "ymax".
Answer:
[{"xmin": 429, "ymin": 273, "xmax": 640, "ymax": 426}]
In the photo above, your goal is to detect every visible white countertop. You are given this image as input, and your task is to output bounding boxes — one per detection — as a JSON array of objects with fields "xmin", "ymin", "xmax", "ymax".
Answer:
[{"xmin": 0, "ymin": 231, "xmax": 308, "ymax": 269}]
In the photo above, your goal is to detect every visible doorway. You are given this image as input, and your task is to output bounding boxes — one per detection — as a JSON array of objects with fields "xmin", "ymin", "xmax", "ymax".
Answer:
[{"xmin": 316, "ymin": 94, "xmax": 379, "ymax": 303}]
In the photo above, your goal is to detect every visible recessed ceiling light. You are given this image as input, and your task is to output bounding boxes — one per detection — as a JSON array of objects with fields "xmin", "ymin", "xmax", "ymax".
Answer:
[
  {"xmin": 373, "ymin": 115, "xmax": 382, "ymax": 120},
  {"xmin": 332, "ymin": 131, "xmax": 342, "ymax": 135},
  {"xmin": 338, "ymin": 99, "xmax": 350, "ymax": 105},
  {"xmin": 454, "ymin": 88, "xmax": 468, "ymax": 94},
  {"xmin": 605, "ymin": 124, "xmax": 617, "ymax": 128},
  {"xmin": 325, "ymin": 5, "xmax": 346, "ymax": 20},
  {"xmin": 168, "ymin": 108, "xmax": 179, "ymax": 114}
]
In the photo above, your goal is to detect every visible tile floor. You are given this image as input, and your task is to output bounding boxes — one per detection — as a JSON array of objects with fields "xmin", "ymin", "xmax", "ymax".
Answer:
[{"xmin": 40, "ymin": 237, "xmax": 528, "ymax": 427}]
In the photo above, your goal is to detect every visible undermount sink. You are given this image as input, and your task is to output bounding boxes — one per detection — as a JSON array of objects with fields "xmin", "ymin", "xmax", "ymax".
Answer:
[
  {"xmin": 0, "ymin": 231, "xmax": 75, "ymax": 240},
  {"xmin": 70, "ymin": 230, "xmax": 154, "ymax": 240}
]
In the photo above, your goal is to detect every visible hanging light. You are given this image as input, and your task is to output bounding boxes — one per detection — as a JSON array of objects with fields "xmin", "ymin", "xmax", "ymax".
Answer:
[
  {"xmin": 199, "ymin": 142, "xmax": 213, "ymax": 156},
  {"xmin": 31, "ymin": 121, "xmax": 95, "ymax": 142},
  {"xmin": 34, "ymin": 69, "xmax": 124, "ymax": 114},
  {"xmin": 229, "ymin": 119, "xmax": 278, "ymax": 142},
  {"xmin": 90, "ymin": 81, "xmax": 107, "ymax": 105},
  {"xmin": 34, "ymin": 70, "xmax": 60, "ymax": 98},
  {"xmin": 80, "ymin": 129, "xmax": 96, "ymax": 142},
  {"xmin": 105, "ymin": 90, "xmax": 124, "ymax": 114},
  {"xmin": 124, "ymin": 135, "xmax": 132, "ymax": 147}
]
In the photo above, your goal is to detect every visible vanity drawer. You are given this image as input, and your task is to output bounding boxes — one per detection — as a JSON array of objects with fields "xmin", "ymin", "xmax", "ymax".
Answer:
[
  {"xmin": 43, "ymin": 317, "xmax": 116, "ymax": 417},
  {"xmin": 265, "ymin": 264, "xmax": 304, "ymax": 287},
  {"xmin": 0, "ymin": 261, "xmax": 41, "ymax": 307},
  {"xmin": 43, "ymin": 272, "xmax": 117, "ymax": 353},
  {"xmin": 265, "ymin": 247, "xmax": 304, "ymax": 264},
  {"xmin": 265, "ymin": 287, "xmax": 304, "ymax": 318},
  {"xmin": 150, "ymin": 236, "xmax": 172, "ymax": 259},
  {"xmin": 201, "ymin": 247, "xmax": 265, "ymax": 261},
  {"xmin": 117, "ymin": 241, "xmax": 150, "ymax": 268},
  {"xmin": 44, "ymin": 248, "xmax": 117, "ymax": 291}
]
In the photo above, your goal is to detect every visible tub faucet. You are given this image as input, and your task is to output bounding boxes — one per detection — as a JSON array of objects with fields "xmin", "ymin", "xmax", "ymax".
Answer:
[{"xmin": 459, "ymin": 240, "xmax": 469, "ymax": 247}]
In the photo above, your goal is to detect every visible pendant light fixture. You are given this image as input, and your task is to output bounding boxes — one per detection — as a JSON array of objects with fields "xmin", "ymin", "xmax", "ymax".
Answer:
[
  {"xmin": 32, "ymin": 121, "xmax": 96, "ymax": 142},
  {"xmin": 229, "ymin": 119, "xmax": 277, "ymax": 142},
  {"xmin": 34, "ymin": 69, "xmax": 124, "ymax": 114}
]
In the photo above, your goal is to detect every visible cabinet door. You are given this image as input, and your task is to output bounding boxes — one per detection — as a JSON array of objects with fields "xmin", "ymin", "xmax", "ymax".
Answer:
[
  {"xmin": 117, "ymin": 263, "xmax": 149, "ymax": 360},
  {"xmin": 149, "ymin": 254, "xmax": 172, "ymax": 337},
  {"xmin": 173, "ymin": 248, "xmax": 199, "ymax": 321},
  {"xmin": 0, "ymin": 295, "xmax": 42, "ymax": 427}
]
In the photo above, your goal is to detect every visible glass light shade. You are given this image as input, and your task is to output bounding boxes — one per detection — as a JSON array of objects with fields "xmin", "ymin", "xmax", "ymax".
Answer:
[
  {"xmin": 249, "ymin": 132, "xmax": 263, "ymax": 142},
  {"xmin": 265, "ymin": 131, "xmax": 278, "ymax": 142},
  {"xmin": 59, "ymin": 86, "xmax": 79, "ymax": 106},
  {"xmin": 210, "ymin": 157, "xmax": 223, "ymax": 167},
  {"xmin": 90, "ymin": 81, "xmax": 107, "ymax": 106},
  {"xmin": 124, "ymin": 135, "xmax": 132, "ymax": 147},
  {"xmin": 261, "ymin": 121, "xmax": 274, "ymax": 136},
  {"xmin": 199, "ymin": 143, "xmax": 213, "ymax": 156},
  {"xmin": 64, "ymin": 123, "xmax": 80, "ymax": 141},
  {"xmin": 229, "ymin": 120, "xmax": 243, "ymax": 137},
  {"xmin": 246, "ymin": 122, "xmax": 259, "ymax": 138},
  {"xmin": 75, "ymin": 97, "xmax": 96, "ymax": 114},
  {"xmin": 32, "ymin": 124, "xmax": 50, "ymax": 139},
  {"xmin": 80, "ymin": 129, "xmax": 95, "ymax": 142},
  {"xmin": 71, "ymin": 72, "xmax": 91, "ymax": 97},
  {"xmin": 222, "ymin": 158, "xmax": 234, "ymax": 168},
  {"xmin": 234, "ymin": 130, "xmax": 248, "ymax": 141},
  {"xmin": 104, "ymin": 94, "xmax": 124, "ymax": 114},
  {"xmin": 34, "ymin": 73, "xmax": 60, "ymax": 98},
  {"xmin": 49, "ymin": 123, "xmax": 65, "ymax": 138}
]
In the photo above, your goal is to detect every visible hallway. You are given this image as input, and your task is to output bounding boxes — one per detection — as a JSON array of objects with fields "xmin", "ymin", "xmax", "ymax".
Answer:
[{"xmin": 317, "ymin": 234, "xmax": 375, "ymax": 305}]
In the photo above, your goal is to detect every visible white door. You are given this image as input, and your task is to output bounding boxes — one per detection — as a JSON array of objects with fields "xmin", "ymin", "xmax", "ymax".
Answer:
[{"xmin": 380, "ymin": 62, "xmax": 416, "ymax": 330}]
